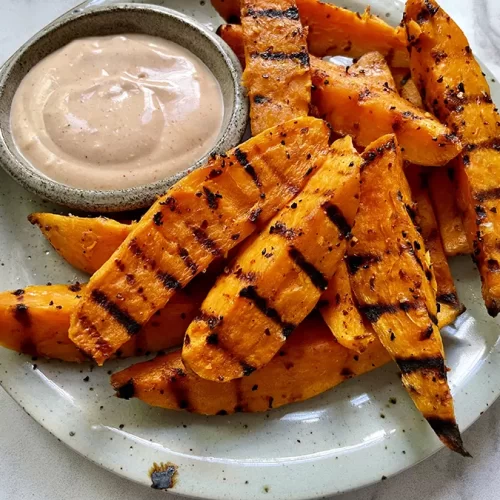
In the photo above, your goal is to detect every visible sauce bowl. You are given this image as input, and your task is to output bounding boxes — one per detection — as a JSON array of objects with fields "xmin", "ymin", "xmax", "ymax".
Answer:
[{"xmin": 0, "ymin": 3, "xmax": 248, "ymax": 212}]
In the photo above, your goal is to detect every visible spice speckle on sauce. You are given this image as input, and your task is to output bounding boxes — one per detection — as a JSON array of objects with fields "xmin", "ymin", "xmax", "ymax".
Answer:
[{"xmin": 10, "ymin": 34, "xmax": 224, "ymax": 190}]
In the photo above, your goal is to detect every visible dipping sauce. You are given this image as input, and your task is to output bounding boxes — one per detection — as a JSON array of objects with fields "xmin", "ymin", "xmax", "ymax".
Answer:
[{"xmin": 10, "ymin": 34, "xmax": 224, "ymax": 190}]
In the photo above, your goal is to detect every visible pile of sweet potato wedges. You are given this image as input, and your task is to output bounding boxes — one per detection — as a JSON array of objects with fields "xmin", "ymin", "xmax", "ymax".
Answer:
[{"xmin": 2, "ymin": 0, "xmax": 500, "ymax": 457}]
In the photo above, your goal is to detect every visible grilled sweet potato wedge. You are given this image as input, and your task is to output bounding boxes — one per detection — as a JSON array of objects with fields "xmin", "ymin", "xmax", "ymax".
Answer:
[
  {"xmin": 406, "ymin": 0, "xmax": 500, "ymax": 316},
  {"xmin": 319, "ymin": 259, "xmax": 377, "ymax": 353},
  {"xmin": 182, "ymin": 136, "xmax": 361, "ymax": 381},
  {"xmin": 0, "ymin": 283, "xmax": 206, "ymax": 362},
  {"xmin": 217, "ymin": 24, "xmax": 245, "ymax": 67},
  {"xmin": 310, "ymin": 56, "xmax": 462, "ymax": 166},
  {"xmin": 347, "ymin": 134, "xmax": 468, "ymax": 456},
  {"xmin": 212, "ymin": 0, "xmax": 409, "ymax": 67},
  {"xmin": 111, "ymin": 315, "xmax": 391, "ymax": 414},
  {"xmin": 69, "ymin": 117, "xmax": 330, "ymax": 365},
  {"xmin": 406, "ymin": 167, "xmax": 464, "ymax": 326},
  {"xmin": 427, "ymin": 168, "xmax": 470, "ymax": 257},
  {"xmin": 391, "ymin": 67, "xmax": 424, "ymax": 108},
  {"xmin": 29, "ymin": 213, "xmax": 134, "ymax": 275},
  {"xmin": 241, "ymin": 0, "xmax": 310, "ymax": 135}
]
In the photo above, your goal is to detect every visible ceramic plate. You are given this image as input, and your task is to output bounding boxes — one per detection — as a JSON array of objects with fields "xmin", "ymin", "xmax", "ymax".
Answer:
[{"xmin": 1, "ymin": 1, "xmax": 500, "ymax": 499}]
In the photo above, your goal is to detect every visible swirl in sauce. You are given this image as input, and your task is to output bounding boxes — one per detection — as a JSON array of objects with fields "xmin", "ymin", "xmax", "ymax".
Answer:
[{"xmin": 10, "ymin": 34, "xmax": 224, "ymax": 190}]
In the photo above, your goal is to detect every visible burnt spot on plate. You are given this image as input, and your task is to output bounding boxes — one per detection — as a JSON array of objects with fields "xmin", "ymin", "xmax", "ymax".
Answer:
[{"xmin": 150, "ymin": 462, "xmax": 178, "ymax": 490}]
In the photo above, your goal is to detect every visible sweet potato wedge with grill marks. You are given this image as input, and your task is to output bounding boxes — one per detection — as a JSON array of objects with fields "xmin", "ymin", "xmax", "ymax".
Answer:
[
  {"xmin": 347, "ymin": 134, "xmax": 468, "ymax": 456},
  {"xmin": 216, "ymin": 24, "xmax": 245, "ymax": 67},
  {"xmin": 310, "ymin": 56, "xmax": 462, "ymax": 166},
  {"xmin": 427, "ymin": 168, "xmax": 470, "ymax": 257},
  {"xmin": 69, "ymin": 117, "xmax": 330, "ymax": 365},
  {"xmin": 0, "ymin": 282, "xmax": 207, "ymax": 362},
  {"xmin": 111, "ymin": 315, "xmax": 391, "ymax": 414},
  {"xmin": 319, "ymin": 259, "xmax": 377, "ymax": 353},
  {"xmin": 406, "ymin": 0, "xmax": 500, "ymax": 316},
  {"xmin": 29, "ymin": 213, "xmax": 134, "ymax": 275},
  {"xmin": 182, "ymin": 136, "xmax": 361, "ymax": 381},
  {"xmin": 406, "ymin": 167, "xmax": 465, "ymax": 327},
  {"xmin": 212, "ymin": 0, "xmax": 409, "ymax": 67},
  {"xmin": 241, "ymin": 0, "xmax": 311, "ymax": 135}
]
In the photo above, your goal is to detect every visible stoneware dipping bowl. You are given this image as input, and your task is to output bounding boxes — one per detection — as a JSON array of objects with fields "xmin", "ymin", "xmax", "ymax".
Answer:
[{"xmin": 0, "ymin": 3, "xmax": 248, "ymax": 212}]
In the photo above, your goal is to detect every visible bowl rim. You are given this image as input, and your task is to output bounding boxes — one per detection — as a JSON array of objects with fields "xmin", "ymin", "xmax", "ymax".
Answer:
[{"xmin": 0, "ymin": 2, "xmax": 248, "ymax": 212}]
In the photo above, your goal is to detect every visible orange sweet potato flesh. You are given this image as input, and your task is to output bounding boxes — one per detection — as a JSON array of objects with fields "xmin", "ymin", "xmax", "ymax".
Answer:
[
  {"xmin": 406, "ymin": 167, "xmax": 465, "ymax": 327},
  {"xmin": 216, "ymin": 24, "xmax": 245, "ymax": 67},
  {"xmin": 111, "ymin": 315, "xmax": 391, "ymax": 414},
  {"xmin": 69, "ymin": 117, "xmax": 330, "ymax": 365},
  {"xmin": 29, "ymin": 213, "xmax": 133, "ymax": 275},
  {"xmin": 182, "ymin": 136, "xmax": 361, "ymax": 381},
  {"xmin": 0, "ymin": 283, "xmax": 207, "ymax": 362},
  {"xmin": 406, "ymin": 0, "xmax": 500, "ymax": 316},
  {"xmin": 427, "ymin": 168, "xmax": 470, "ymax": 257},
  {"xmin": 347, "ymin": 134, "xmax": 468, "ymax": 456},
  {"xmin": 241, "ymin": 0, "xmax": 311, "ymax": 135},
  {"xmin": 391, "ymin": 67, "xmax": 424, "ymax": 108},
  {"xmin": 319, "ymin": 259, "xmax": 377, "ymax": 353},
  {"xmin": 212, "ymin": 0, "xmax": 409, "ymax": 67},
  {"xmin": 310, "ymin": 56, "xmax": 462, "ymax": 166}
]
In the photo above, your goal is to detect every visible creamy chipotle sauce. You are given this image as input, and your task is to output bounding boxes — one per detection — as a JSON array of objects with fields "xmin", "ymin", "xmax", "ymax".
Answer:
[{"xmin": 10, "ymin": 34, "xmax": 224, "ymax": 190}]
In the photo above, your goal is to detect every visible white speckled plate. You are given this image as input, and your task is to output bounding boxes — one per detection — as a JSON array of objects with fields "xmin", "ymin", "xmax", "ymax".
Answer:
[{"xmin": 1, "ymin": 1, "xmax": 500, "ymax": 499}]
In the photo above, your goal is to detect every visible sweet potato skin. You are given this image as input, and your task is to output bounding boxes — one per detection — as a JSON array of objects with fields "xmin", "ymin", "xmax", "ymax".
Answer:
[
  {"xmin": 406, "ymin": 167, "xmax": 465, "ymax": 327},
  {"xmin": 319, "ymin": 259, "xmax": 376, "ymax": 353},
  {"xmin": 310, "ymin": 56, "xmax": 462, "ymax": 167},
  {"xmin": 69, "ymin": 117, "xmax": 330, "ymax": 365},
  {"xmin": 406, "ymin": 0, "xmax": 500, "ymax": 316},
  {"xmin": 0, "ymin": 283, "xmax": 207, "ymax": 362},
  {"xmin": 212, "ymin": 0, "xmax": 409, "ymax": 67},
  {"xmin": 241, "ymin": 0, "xmax": 311, "ymax": 135},
  {"xmin": 182, "ymin": 137, "xmax": 361, "ymax": 381},
  {"xmin": 348, "ymin": 134, "xmax": 468, "ymax": 456},
  {"xmin": 29, "ymin": 213, "xmax": 133, "ymax": 274},
  {"xmin": 111, "ymin": 315, "xmax": 391, "ymax": 414},
  {"xmin": 216, "ymin": 24, "xmax": 245, "ymax": 67}
]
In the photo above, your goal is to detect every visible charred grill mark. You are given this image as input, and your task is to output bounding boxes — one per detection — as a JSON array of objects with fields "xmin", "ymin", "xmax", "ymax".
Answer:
[
  {"xmin": 159, "ymin": 196, "xmax": 177, "ymax": 212},
  {"xmin": 13, "ymin": 303, "xmax": 31, "ymax": 328},
  {"xmin": 420, "ymin": 324, "xmax": 434, "ymax": 340},
  {"xmin": 397, "ymin": 356, "xmax": 446, "ymax": 379},
  {"xmin": 474, "ymin": 187, "xmax": 500, "ymax": 202},
  {"xmin": 239, "ymin": 286, "xmax": 295, "ymax": 338},
  {"xmin": 179, "ymin": 247, "xmax": 198, "ymax": 275},
  {"xmin": 246, "ymin": 6, "xmax": 299, "ymax": 20},
  {"xmin": 443, "ymin": 89, "xmax": 493, "ymax": 114},
  {"xmin": 203, "ymin": 187, "xmax": 221, "ymax": 210},
  {"xmin": 416, "ymin": 0, "xmax": 440, "ymax": 23},
  {"xmin": 78, "ymin": 315, "xmax": 115, "ymax": 359},
  {"xmin": 346, "ymin": 254, "xmax": 381, "ymax": 275},
  {"xmin": 360, "ymin": 304, "xmax": 398, "ymax": 323},
  {"xmin": 269, "ymin": 221, "xmax": 296, "ymax": 240},
  {"xmin": 90, "ymin": 289, "xmax": 142, "ymax": 335},
  {"xmin": 12, "ymin": 289, "xmax": 25, "ymax": 297},
  {"xmin": 467, "ymin": 138, "xmax": 500, "ymax": 153},
  {"xmin": 250, "ymin": 50, "xmax": 310, "ymax": 66},
  {"xmin": 192, "ymin": 227, "xmax": 222, "ymax": 257},
  {"xmin": 115, "ymin": 379, "xmax": 135, "ymax": 399},
  {"xmin": 156, "ymin": 271, "xmax": 181, "ymax": 290},
  {"xmin": 360, "ymin": 300, "xmax": 425, "ymax": 323},
  {"xmin": 437, "ymin": 292, "xmax": 461, "ymax": 308},
  {"xmin": 288, "ymin": 247, "xmax": 328, "ymax": 291},
  {"xmin": 426, "ymin": 417, "xmax": 471, "ymax": 457},
  {"xmin": 234, "ymin": 148, "xmax": 262, "ymax": 188},
  {"xmin": 323, "ymin": 203, "xmax": 352, "ymax": 239},
  {"xmin": 68, "ymin": 282, "xmax": 82, "ymax": 293}
]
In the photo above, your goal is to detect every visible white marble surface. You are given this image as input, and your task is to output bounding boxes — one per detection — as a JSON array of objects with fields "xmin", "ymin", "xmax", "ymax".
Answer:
[{"xmin": 1, "ymin": 1, "xmax": 500, "ymax": 499}]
